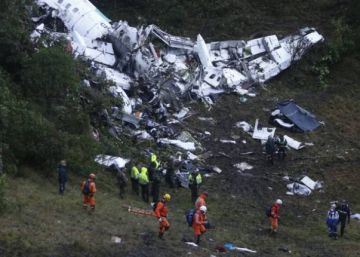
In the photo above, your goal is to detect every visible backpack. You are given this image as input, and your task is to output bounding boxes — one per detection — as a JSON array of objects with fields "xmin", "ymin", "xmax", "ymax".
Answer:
[
  {"xmin": 265, "ymin": 206, "xmax": 272, "ymax": 217},
  {"xmin": 152, "ymin": 201, "xmax": 159, "ymax": 212},
  {"xmin": 82, "ymin": 180, "xmax": 91, "ymax": 195},
  {"xmin": 185, "ymin": 209, "xmax": 195, "ymax": 226}
]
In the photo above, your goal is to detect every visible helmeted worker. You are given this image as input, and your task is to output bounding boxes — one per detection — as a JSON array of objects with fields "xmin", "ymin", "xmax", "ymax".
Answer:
[
  {"xmin": 189, "ymin": 170, "xmax": 202, "ymax": 203},
  {"xmin": 269, "ymin": 199, "xmax": 282, "ymax": 233},
  {"xmin": 275, "ymin": 134, "xmax": 287, "ymax": 160},
  {"xmin": 336, "ymin": 200, "xmax": 351, "ymax": 237},
  {"xmin": 193, "ymin": 205, "xmax": 207, "ymax": 244},
  {"xmin": 130, "ymin": 166, "xmax": 140, "ymax": 195},
  {"xmin": 327, "ymin": 203, "xmax": 340, "ymax": 239},
  {"xmin": 195, "ymin": 191, "xmax": 208, "ymax": 210},
  {"xmin": 138, "ymin": 167, "xmax": 150, "ymax": 202},
  {"xmin": 80, "ymin": 173, "xmax": 97, "ymax": 212},
  {"xmin": 57, "ymin": 160, "xmax": 67, "ymax": 194},
  {"xmin": 154, "ymin": 193, "xmax": 171, "ymax": 239}
]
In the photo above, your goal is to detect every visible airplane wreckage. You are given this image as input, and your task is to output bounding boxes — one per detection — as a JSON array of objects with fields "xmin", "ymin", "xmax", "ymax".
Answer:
[{"xmin": 31, "ymin": 0, "xmax": 324, "ymax": 153}]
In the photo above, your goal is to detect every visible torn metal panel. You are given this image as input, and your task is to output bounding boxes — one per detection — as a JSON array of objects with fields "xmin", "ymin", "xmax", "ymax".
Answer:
[
  {"xmin": 158, "ymin": 138, "xmax": 196, "ymax": 151},
  {"xmin": 195, "ymin": 34, "xmax": 212, "ymax": 68},
  {"xmin": 252, "ymin": 119, "xmax": 276, "ymax": 140},
  {"xmin": 97, "ymin": 65, "xmax": 132, "ymax": 90},
  {"xmin": 223, "ymin": 68, "xmax": 247, "ymax": 87},
  {"xmin": 150, "ymin": 25, "xmax": 195, "ymax": 50},
  {"xmin": 284, "ymin": 135, "xmax": 305, "ymax": 150},
  {"xmin": 95, "ymin": 154, "xmax": 129, "ymax": 168},
  {"xmin": 286, "ymin": 182, "xmax": 312, "ymax": 196}
]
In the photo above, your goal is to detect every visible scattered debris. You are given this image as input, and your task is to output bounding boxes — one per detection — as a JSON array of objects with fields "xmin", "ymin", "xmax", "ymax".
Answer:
[
  {"xmin": 269, "ymin": 100, "xmax": 321, "ymax": 132},
  {"xmin": 351, "ymin": 213, "xmax": 360, "ymax": 220},
  {"xmin": 224, "ymin": 243, "xmax": 257, "ymax": 253},
  {"xmin": 234, "ymin": 162, "xmax": 254, "ymax": 171},
  {"xmin": 95, "ymin": 155, "xmax": 130, "ymax": 168},
  {"xmin": 111, "ymin": 236, "xmax": 122, "ymax": 244},
  {"xmin": 287, "ymin": 182, "xmax": 312, "ymax": 196},
  {"xmin": 31, "ymin": 0, "xmax": 324, "ymax": 166},
  {"xmin": 212, "ymin": 166, "xmax": 222, "ymax": 174},
  {"xmin": 220, "ymin": 139, "xmax": 237, "ymax": 144},
  {"xmin": 284, "ymin": 135, "xmax": 305, "ymax": 150},
  {"xmin": 252, "ymin": 119, "xmax": 276, "ymax": 141},
  {"xmin": 158, "ymin": 138, "xmax": 196, "ymax": 151},
  {"xmin": 278, "ymin": 246, "xmax": 292, "ymax": 253},
  {"xmin": 235, "ymin": 121, "xmax": 253, "ymax": 133},
  {"xmin": 286, "ymin": 175, "xmax": 323, "ymax": 196},
  {"xmin": 185, "ymin": 242, "xmax": 198, "ymax": 247}
]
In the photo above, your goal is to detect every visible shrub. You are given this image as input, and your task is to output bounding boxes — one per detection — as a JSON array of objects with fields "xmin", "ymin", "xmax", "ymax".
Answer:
[
  {"xmin": 21, "ymin": 46, "xmax": 79, "ymax": 110},
  {"xmin": 312, "ymin": 18, "xmax": 354, "ymax": 88}
]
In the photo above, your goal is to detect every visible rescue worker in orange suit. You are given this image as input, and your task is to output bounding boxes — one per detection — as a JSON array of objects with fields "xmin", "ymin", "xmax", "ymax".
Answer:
[
  {"xmin": 270, "ymin": 199, "xmax": 282, "ymax": 233},
  {"xmin": 154, "ymin": 193, "xmax": 171, "ymax": 239},
  {"xmin": 195, "ymin": 191, "xmax": 208, "ymax": 210},
  {"xmin": 80, "ymin": 173, "xmax": 97, "ymax": 212},
  {"xmin": 193, "ymin": 205, "xmax": 207, "ymax": 244}
]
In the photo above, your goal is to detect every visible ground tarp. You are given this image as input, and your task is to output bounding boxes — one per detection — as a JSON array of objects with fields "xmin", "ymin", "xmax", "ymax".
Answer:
[{"xmin": 276, "ymin": 100, "xmax": 320, "ymax": 132}]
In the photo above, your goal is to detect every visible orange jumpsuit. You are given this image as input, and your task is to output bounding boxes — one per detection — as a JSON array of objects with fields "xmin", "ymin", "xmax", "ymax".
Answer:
[
  {"xmin": 154, "ymin": 200, "xmax": 170, "ymax": 235},
  {"xmin": 195, "ymin": 194, "xmax": 207, "ymax": 210},
  {"xmin": 81, "ymin": 179, "xmax": 96, "ymax": 209},
  {"xmin": 270, "ymin": 203, "xmax": 280, "ymax": 232},
  {"xmin": 193, "ymin": 210, "xmax": 206, "ymax": 236}
]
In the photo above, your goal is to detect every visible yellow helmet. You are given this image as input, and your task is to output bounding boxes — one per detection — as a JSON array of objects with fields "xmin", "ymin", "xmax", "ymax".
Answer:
[{"xmin": 163, "ymin": 193, "xmax": 171, "ymax": 201}]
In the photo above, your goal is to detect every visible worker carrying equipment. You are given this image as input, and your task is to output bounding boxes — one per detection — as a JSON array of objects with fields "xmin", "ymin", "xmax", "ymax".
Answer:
[
  {"xmin": 193, "ymin": 205, "xmax": 207, "ymax": 244},
  {"xmin": 80, "ymin": 173, "xmax": 97, "ymax": 212},
  {"xmin": 154, "ymin": 193, "xmax": 171, "ymax": 239}
]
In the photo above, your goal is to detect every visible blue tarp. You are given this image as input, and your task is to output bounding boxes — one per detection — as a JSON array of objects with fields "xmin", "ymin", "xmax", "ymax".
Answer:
[{"xmin": 277, "ymin": 100, "xmax": 320, "ymax": 132}]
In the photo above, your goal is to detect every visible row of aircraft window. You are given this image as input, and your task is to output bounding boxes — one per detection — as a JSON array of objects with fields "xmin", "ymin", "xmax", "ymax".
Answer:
[{"xmin": 57, "ymin": 0, "xmax": 79, "ymax": 13}]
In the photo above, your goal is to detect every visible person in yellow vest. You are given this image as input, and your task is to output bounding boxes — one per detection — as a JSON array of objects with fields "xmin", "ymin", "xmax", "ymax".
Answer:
[
  {"xmin": 130, "ymin": 165, "xmax": 140, "ymax": 195},
  {"xmin": 188, "ymin": 169, "xmax": 202, "ymax": 203},
  {"xmin": 150, "ymin": 153, "xmax": 160, "ymax": 169},
  {"xmin": 138, "ymin": 167, "xmax": 150, "ymax": 202}
]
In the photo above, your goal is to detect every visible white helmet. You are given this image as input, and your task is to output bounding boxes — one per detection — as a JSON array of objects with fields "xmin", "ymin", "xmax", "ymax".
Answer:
[
  {"xmin": 276, "ymin": 199, "xmax": 283, "ymax": 205},
  {"xmin": 199, "ymin": 205, "xmax": 207, "ymax": 213}
]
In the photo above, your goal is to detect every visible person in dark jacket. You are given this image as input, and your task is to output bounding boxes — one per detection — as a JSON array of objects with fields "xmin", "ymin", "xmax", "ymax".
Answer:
[
  {"xmin": 275, "ymin": 134, "xmax": 287, "ymax": 160},
  {"xmin": 265, "ymin": 136, "xmax": 275, "ymax": 165},
  {"xmin": 116, "ymin": 168, "xmax": 128, "ymax": 199},
  {"xmin": 165, "ymin": 157, "xmax": 176, "ymax": 188},
  {"xmin": 57, "ymin": 160, "xmax": 68, "ymax": 194},
  {"xmin": 150, "ymin": 162, "xmax": 162, "ymax": 203},
  {"xmin": 336, "ymin": 200, "xmax": 351, "ymax": 237}
]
